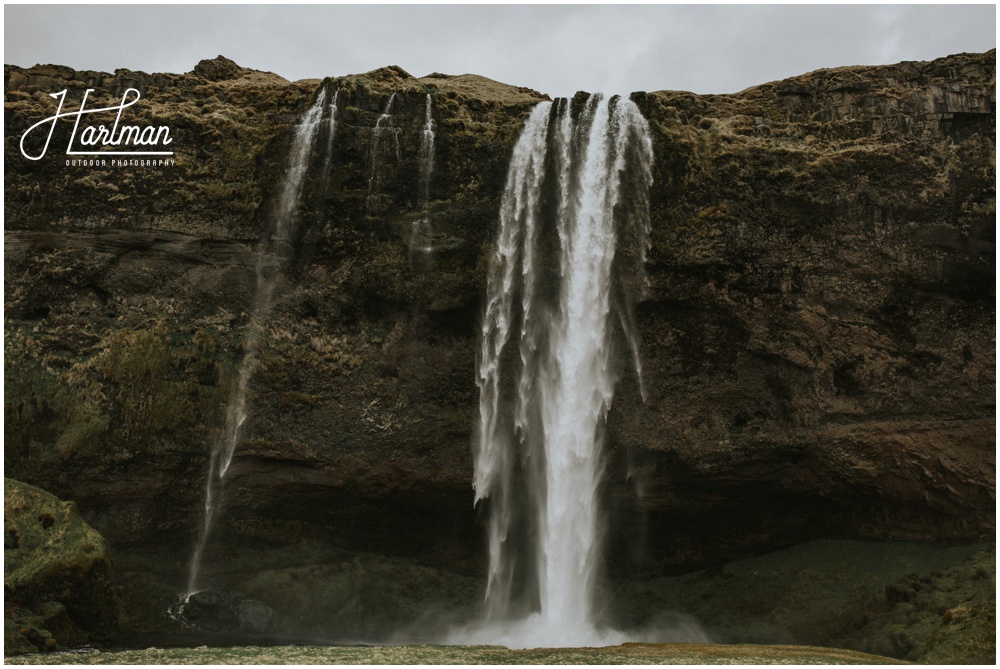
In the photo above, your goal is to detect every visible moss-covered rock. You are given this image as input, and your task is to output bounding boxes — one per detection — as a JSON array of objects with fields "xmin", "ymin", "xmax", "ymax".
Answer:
[
  {"xmin": 611, "ymin": 540, "xmax": 995, "ymax": 663},
  {"xmin": 4, "ymin": 479, "xmax": 119, "ymax": 653},
  {"xmin": 920, "ymin": 600, "xmax": 996, "ymax": 664}
]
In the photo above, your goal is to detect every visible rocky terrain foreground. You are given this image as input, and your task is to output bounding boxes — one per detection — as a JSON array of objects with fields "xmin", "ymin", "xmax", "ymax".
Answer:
[
  {"xmin": 3, "ymin": 641, "xmax": 908, "ymax": 665},
  {"xmin": 4, "ymin": 50, "xmax": 995, "ymax": 662}
]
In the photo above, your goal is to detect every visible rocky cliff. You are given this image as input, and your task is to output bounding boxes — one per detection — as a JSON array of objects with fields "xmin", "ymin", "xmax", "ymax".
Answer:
[{"xmin": 4, "ymin": 51, "xmax": 995, "ymax": 646}]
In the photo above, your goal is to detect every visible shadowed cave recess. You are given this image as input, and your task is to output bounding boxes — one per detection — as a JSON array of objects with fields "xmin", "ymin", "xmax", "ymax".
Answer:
[{"xmin": 3, "ymin": 51, "xmax": 995, "ymax": 660}]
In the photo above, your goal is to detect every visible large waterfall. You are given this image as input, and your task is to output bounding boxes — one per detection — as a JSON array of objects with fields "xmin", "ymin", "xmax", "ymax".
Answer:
[
  {"xmin": 464, "ymin": 94, "xmax": 653, "ymax": 648},
  {"xmin": 185, "ymin": 88, "xmax": 334, "ymax": 596}
]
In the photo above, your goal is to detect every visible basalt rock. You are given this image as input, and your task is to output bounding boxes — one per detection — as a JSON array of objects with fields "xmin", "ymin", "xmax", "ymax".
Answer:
[
  {"xmin": 3, "ymin": 51, "xmax": 995, "ymax": 652},
  {"xmin": 180, "ymin": 589, "xmax": 276, "ymax": 635}
]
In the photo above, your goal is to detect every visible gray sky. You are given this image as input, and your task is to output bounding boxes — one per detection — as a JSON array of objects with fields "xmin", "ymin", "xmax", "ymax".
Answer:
[{"xmin": 4, "ymin": 4, "xmax": 996, "ymax": 97}]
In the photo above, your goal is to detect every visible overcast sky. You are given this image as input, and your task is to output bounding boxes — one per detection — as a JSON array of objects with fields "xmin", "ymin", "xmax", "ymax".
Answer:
[{"xmin": 4, "ymin": 4, "xmax": 996, "ymax": 97}]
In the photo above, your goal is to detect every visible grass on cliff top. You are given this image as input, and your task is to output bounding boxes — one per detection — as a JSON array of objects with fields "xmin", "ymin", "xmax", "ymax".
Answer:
[
  {"xmin": 6, "ymin": 642, "xmax": 905, "ymax": 665},
  {"xmin": 419, "ymin": 73, "xmax": 547, "ymax": 105},
  {"xmin": 335, "ymin": 66, "xmax": 546, "ymax": 106}
]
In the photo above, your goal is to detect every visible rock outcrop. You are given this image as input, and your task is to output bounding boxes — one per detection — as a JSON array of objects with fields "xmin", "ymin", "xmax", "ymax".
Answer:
[
  {"xmin": 3, "ymin": 50, "xmax": 994, "ymax": 654},
  {"xmin": 611, "ymin": 539, "xmax": 995, "ymax": 664},
  {"xmin": 611, "ymin": 50, "xmax": 995, "ymax": 572},
  {"xmin": 179, "ymin": 589, "xmax": 275, "ymax": 635},
  {"xmin": 4, "ymin": 479, "xmax": 119, "ymax": 653}
]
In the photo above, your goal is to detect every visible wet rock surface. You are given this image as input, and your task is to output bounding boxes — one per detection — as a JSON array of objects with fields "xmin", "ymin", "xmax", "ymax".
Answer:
[
  {"xmin": 4, "ymin": 50, "xmax": 995, "ymax": 658},
  {"xmin": 179, "ymin": 589, "xmax": 275, "ymax": 635},
  {"xmin": 118, "ymin": 547, "xmax": 481, "ymax": 642}
]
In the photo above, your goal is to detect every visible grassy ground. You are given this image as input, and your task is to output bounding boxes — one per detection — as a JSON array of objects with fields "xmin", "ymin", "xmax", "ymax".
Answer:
[{"xmin": 6, "ymin": 642, "xmax": 905, "ymax": 665}]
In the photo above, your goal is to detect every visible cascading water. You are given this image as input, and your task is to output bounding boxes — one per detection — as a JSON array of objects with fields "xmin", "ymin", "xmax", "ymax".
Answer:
[
  {"xmin": 184, "ymin": 87, "xmax": 332, "ymax": 597},
  {"xmin": 419, "ymin": 93, "xmax": 435, "ymax": 208},
  {"xmin": 409, "ymin": 93, "xmax": 436, "ymax": 261},
  {"xmin": 459, "ymin": 93, "xmax": 653, "ymax": 648},
  {"xmin": 366, "ymin": 92, "xmax": 400, "ymax": 216},
  {"xmin": 320, "ymin": 90, "xmax": 340, "ymax": 176}
]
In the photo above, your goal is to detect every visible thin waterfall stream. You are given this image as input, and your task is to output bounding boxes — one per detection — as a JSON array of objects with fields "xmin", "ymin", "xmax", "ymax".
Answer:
[
  {"xmin": 184, "ymin": 88, "xmax": 334, "ymax": 597},
  {"xmin": 366, "ymin": 92, "xmax": 400, "ymax": 216},
  {"xmin": 320, "ymin": 90, "xmax": 340, "ymax": 177},
  {"xmin": 459, "ymin": 94, "xmax": 654, "ymax": 648},
  {"xmin": 419, "ymin": 93, "xmax": 435, "ymax": 208},
  {"xmin": 410, "ymin": 93, "xmax": 436, "ymax": 259}
]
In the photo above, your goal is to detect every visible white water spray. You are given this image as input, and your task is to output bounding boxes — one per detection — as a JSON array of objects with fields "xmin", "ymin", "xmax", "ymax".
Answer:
[
  {"xmin": 419, "ymin": 93, "xmax": 435, "ymax": 208},
  {"xmin": 185, "ymin": 88, "xmax": 331, "ymax": 596},
  {"xmin": 461, "ymin": 94, "xmax": 654, "ymax": 648}
]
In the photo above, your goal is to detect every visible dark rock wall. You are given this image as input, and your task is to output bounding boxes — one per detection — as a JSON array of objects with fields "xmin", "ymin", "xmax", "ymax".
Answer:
[
  {"xmin": 608, "ymin": 50, "xmax": 996, "ymax": 572},
  {"xmin": 4, "ymin": 52, "xmax": 994, "ymax": 591}
]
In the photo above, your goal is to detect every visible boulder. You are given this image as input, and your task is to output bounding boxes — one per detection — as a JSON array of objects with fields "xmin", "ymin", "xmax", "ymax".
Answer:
[
  {"xmin": 920, "ymin": 600, "xmax": 996, "ymax": 664},
  {"xmin": 180, "ymin": 589, "xmax": 276, "ymax": 634},
  {"xmin": 192, "ymin": 55, "xmax": 244, "ymax": 81},
  {"xmin": 4, "ymin": 478, "xmax": 119, "ymax": 653}
]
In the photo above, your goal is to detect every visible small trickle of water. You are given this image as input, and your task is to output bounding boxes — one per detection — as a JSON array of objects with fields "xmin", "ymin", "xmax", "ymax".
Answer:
[
  {"xmin": 367, "ymin": 92, "xmax": 401, "ymax": 216},
  {"xmin": 460, "ymin": 94, "xmax": 654, "ymax": 648},
  {"xmin": 419, "ymin": 93, "xmax": 435, "ymax": 208},
  {"xmin": 320, "ymin": 90, "xmax": 340, "ymax": 176},
  {"xmin": 409, "ymin": 94, "xmax": 436, "ymax": 263},
  {"xmin": 273, "ymin": 89, "xmax": 329, "ymax": 245},
  {"xmin": 185, "ymin": 87, "xmax": 331, "ymax": 596}
]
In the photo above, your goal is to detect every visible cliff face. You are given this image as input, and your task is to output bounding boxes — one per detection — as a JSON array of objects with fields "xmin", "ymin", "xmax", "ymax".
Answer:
[
  {"xmin": 4, "ymin": 50, "xmax": 995, "ymax": 606},
  {"xmin": 614, "ymin": 51, "xmax": 996, "ymax": 570}
]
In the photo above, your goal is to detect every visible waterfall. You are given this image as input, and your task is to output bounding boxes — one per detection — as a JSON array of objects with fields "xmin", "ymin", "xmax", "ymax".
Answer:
[
  {"xmin": 464, "ymin": 94, "xmax": 653, "ymax": 648},
  {"xmin": 419, "ymin": 93, "xmax": 435, "ymax": 208},
  {"xmin": 185, "ymin": 87, "xmax": 331, "ymax": 597},
  {"xmin": 320, "ymin": 90, "xmax": 340, "ymax": 177},
  {"xmin": 409, "ymin": 94, "xmax": 436, "ymax": 262},
  {"xmin": 366, "ymin": 92, "xmax": 400, "ymax": 216}
]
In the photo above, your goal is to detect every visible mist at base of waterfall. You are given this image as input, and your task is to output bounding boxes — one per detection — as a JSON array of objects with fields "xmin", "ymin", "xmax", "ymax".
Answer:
[{"xmin": 444, "ymin": 610, "xmax": 710, "ymax": 650}]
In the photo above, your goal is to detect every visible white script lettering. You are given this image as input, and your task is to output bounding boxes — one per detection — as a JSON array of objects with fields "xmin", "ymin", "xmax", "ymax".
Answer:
[{"xmin": 20, "ymin": 88, "xmax": 174, "ymax": 160}]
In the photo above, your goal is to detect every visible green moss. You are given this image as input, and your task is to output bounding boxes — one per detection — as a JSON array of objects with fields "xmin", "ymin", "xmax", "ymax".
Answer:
[
  {"xmin": 4, "ymin": 481, "xmax": 105, "ymax": 593},
  {"xmin": 4, "ymin": 321, "xmax": 227, "ymax": 465},
  {"xmin": 4, "ymin": 479, "xmax": 118, "ymax": 649},
  {"xmin": 4, "ymin": 324, "xmax": 109, "ymax": 460}
]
